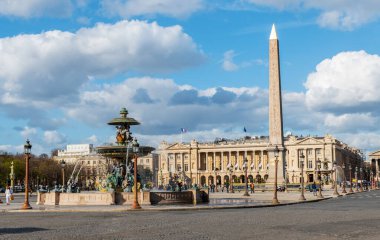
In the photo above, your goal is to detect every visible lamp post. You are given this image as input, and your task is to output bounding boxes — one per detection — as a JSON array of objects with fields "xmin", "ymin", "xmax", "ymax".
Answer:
[
  {"xmin": 243, "ymin": 158, "xmax": 250, "ymax": 197},
  {"xmin": 316, "ymin": 159, "xmax": 323, "ymax": 199},
  {"xmin": 272, "ymin": 146, "xmax": 280, "ymax": 204},
  {"xmin": 131, "ymin": 138, "xmax": 141, "ymax": 210},
  {"xmin": 348, "ymin": 164, "xmax": 353, "ymax": 193},
  {"xmin": 359, "ymin": 167, "xmax": 363, "ymax": 192},
  {"xmin": 370, "ymin": 171, "xmax": 373, "ymax": 190},
  {"xmin": 299, "ymin": 153, "xmax": 306, "ymax": 201},
  {"xmin": 333, "ymin": 161, "xmax": 340, "ymax": 196},
  {"xmin": 342, "ymin": 163, "xmax": 347, "ymax": 194},
  {"xmin": 228, "ymin": 165, "xmax": 234, "ymax": 193},
  {"xmin": 21, "ymin": 139, "xmax": 32, "ymax": 210},
  {"xmin": 284, "ymin": 161, "xmax": 288, "ymax": 193},
  {"xmin": 215, "ymin": 170, "xmax": 219, "ymax": 192},
  {"xmin": 355, "ymin": 166, "xmax": 359, "ymax": 192},
  {"xmin": 60, "ymin": 160, "xmax": 66, "ymax": 192}
]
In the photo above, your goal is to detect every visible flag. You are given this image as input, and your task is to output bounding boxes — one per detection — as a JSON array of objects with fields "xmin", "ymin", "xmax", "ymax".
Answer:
[
  {"xmin": 258, "ymin": 162, "xmax": 262, "ymax": 169},
  {"xmin": 250, "ymin": 162, "xmax": 255, "ymax": 169},
  {"xmin": 180, "ymin": 128, "xmax": 187, "ymax": 133},
  {"xmin": 234, "ymin": 162, "xmax": 239, "ymax": 170},
  {"xmin": 243, "ymin": 127, "xmax": 247, "ymax": 133},
  {"xmin": 227, "ymin": 162, "xmax": 231, "ymax": 168}
]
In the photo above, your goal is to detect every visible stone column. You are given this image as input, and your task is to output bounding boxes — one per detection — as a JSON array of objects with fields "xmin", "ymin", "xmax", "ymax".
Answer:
[{"xmin": 198, "ymin": 152, "xmax": 201, "ymax": 170}]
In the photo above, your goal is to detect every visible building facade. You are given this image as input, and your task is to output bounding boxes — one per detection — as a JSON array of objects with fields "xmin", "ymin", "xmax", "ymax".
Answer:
[
  {"xmin": 157, "ymin": 134, "xmax": 363, "ymax": 187},
  {"xmin": 369, "ymin": 150, "xmax": 380, "ymax": 179},
  {"xmin": 137, "ymin": 153, "xmax": 159, "ymax": 186}
]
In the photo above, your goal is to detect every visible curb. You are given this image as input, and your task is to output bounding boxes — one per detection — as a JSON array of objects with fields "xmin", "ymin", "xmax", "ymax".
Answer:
[{"xmin": 3, "ymin": 196, "xmax": 333, "ymax": 213}]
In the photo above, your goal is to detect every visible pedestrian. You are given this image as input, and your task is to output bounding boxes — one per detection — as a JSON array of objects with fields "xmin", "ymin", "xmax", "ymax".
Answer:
[
  {"xmin": 312, "ymin": 182, "xmax": 317, "ymax": 196},
  {"xmin": 250, "ymin": 182, "xmax": 255, "ymax": 193},
  {"xmin": 5, "ymin": 185, "xmax": 13, "ymax": 205}
]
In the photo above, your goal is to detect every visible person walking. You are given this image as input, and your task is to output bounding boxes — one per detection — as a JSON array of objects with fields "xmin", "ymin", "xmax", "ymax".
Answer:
[
  {"xmin": 250, "ymin": 182, "xmax": 255, "ymax": 193},
  {"xmin": 312, "ymin": 182, "xmax": 317, "ymax": 196},
  {"xmin": 5, "ymin": 186, "xmax": 13, "ymax": 205}
]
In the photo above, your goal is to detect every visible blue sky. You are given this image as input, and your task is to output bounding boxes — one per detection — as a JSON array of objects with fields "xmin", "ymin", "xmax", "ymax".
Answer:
[{"xmin": 0, "ymin": 0, "xmax": 380, "ymax": 156}]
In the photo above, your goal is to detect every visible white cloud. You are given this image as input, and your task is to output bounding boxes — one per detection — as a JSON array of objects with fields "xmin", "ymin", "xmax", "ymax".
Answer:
[
  {"xmin": 100, "ymin": 0, "xmax": 204, "ymax": 19},
  {"xmin": 0, "ymin": 20, "xmax": 204, "ymax": 129},
  {"xmin": 246, "ymin": 0, "xmax": 380, "ymax": 30},
  {"xmin": 324, "ymin": 113, "xmax": 377, "ymax": 133},
  {"xmin": 86, "ymin": 134, "xmax": 98, "ymax": 144},
  {"xmin": 0, "ymin": 0, "xmax": 73, "ymax": 18},
  {"xmin": 20, "ymin": 127, "xmax": 37, "ymax": 139},
  {"xmin": 222, "ymin": 50, "xmax": 239, "ymax": 71},
  {"xmin": 43, "ymin": 131, "xmax": 66, "ymax": 145},
  {"xmin": 338, "ymin": 132, "xmax": 380, "ymax": 153},
  {"xmin": 305, "ymin": 51, "xmax": 380, "ymax": 112},
  {"xmin": 64, "ymin": 77, "xmax": 270, "ymax": 142}
]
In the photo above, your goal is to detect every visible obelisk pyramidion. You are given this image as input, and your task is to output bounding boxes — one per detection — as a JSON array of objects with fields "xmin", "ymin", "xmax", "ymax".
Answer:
[{"xmin": 267, "ymin": 24, "xmax": 285, "ymax": 184}]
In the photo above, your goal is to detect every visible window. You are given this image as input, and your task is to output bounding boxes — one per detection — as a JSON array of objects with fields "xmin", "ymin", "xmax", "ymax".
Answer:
[
  {"xmin": 316, "ymin": 148, "xmax": 321, "ymax": 155},
  {"xmin": 184, "ymin": 164, "xmax": 189, "ymax": 172},
  {"xmin": 184, "ymin": 155, "xmax": 188, "ymax": 159},
  {"xmin": 87, "ymin": 161, "xmax": 90, "ymax": 164},
  {"xmin": 177, "ymin": 164, "xmax": 181, "ymax": 171},
  {"xmin": 146, "ymin": 159, "xmax": 150, "ymax": 164},
  {"xmin": 307, "ymin": 149, "xmax": 312, "ymax": 156},
  {"xmin": 308, "ymin": 160, "xmax": 313, "ymax": 169}
]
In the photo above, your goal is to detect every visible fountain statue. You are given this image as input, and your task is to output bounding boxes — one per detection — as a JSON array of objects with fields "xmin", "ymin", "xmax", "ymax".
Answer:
[{"xmin": 96, "ymin": 108, "xmax": 154, "ymax": 192}]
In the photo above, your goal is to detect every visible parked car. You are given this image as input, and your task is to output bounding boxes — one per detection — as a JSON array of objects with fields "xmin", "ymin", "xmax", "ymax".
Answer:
[
  {"xmin": 305, "ymin": 184, "xmax": 320, "ymax": 192},
  {"xmin": 0, "ymin": 186, "xmax": 4, "ymax": 193},
  {"xmin": 13, "ymin": 185, "xmax": 25, "ymax": 193}
]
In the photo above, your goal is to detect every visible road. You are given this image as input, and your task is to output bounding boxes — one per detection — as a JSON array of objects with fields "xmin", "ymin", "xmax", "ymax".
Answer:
[{"xmin": 1, "ymin": 191, "xmax": 380, "ymax": 240}]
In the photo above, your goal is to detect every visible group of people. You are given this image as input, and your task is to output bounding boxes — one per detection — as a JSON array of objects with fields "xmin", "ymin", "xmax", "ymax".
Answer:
[{"xmin": 1, "ymin": 186, "xmax": 14, "ymax": 205}]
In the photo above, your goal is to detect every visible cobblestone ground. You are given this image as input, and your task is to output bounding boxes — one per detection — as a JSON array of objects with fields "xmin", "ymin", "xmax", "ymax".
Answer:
[{"xmin": 0, "ymin": 191, "xmax": 380, "ymax": 240}]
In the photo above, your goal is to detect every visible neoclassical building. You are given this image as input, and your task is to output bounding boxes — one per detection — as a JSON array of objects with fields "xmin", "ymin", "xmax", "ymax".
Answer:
[
  {"xmin": 157, "ymin": 25, "xmax": 363, "ymax": 187},
  {"xmin": 157, "ymin": 134, "xmax": 363, "ymax": 186},
  {"xmin": 369, "ymin": 150, "xmax": 380, "ymax": 179}
]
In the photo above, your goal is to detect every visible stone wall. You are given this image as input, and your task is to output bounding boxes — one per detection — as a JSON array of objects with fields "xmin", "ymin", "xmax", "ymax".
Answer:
[{"xmin": 37, "ymin": 190, "xmax": 209, "ymax": 206}]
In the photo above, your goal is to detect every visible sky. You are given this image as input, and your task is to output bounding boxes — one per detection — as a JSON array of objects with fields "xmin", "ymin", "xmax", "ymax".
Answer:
[{"xmin": 0, "ymin": 0, "xmax": 380, "ymax": 157}]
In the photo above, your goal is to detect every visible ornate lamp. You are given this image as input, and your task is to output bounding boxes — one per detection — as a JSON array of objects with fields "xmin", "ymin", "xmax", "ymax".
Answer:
[
  {"xmin": 299, "ymin": 153, "xmax": 306, "ymax": 201},
  {"xmin": 131, "ymin": 138, "xmax": 141, "ymax": 209},
  {"xmin": 21, "ymin": 139, "xmax": 32, "ymax": 210}
]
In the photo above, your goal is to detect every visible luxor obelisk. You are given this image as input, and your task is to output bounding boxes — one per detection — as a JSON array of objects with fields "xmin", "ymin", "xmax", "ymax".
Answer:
[{"xmin": 267, "ymin": 24, "xmax": 285, "ymax": 184}]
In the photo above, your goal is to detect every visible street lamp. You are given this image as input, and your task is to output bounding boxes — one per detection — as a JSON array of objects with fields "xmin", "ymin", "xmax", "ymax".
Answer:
[
  {"xmin": 316, "ymin": 159, "xmax": 323, "ymax": 199},
  {"xmin": 21, "ymin": 139, "xmax": 32, "ymax": 210},
  {"xmin": 299, "ymin": 152, "xmax": 306, "ymax": 201},
  {"xmin": 131, "ymin": 138, "xmax": 141, "ymax": 210},
  {"xmin": 214, "ymin": 169, "xmax": 219, "ymax": 193},
  {"xmin": 272, "ymin": 146, "xmax": 279, "ymax": 204},
  {"xmin": 359, "ymin": 167, "xmax": 363, "ymax": 192},
  {"xmin": 355, "ymin": 166, "xmax": 359, "ymax": 192},
  {"xmin": 348, "ymin": 164, "xmax": 353, "ymax": 193},
  {"xmin": 60, "ymin": 160, "xmax": 66, "ymax": 192},
  {"xmin": 228, "ymin": 165, "xmax": 234, "ymax": 193},
  {"xmin": 284, "ymin": 160, "xmax": 288, "ymax": 193},
  {"xmin": 243, "ymin": 158, "xmax": 250, "ymax": 197},
  {"xmin": 341, "ymin": 163, "xmax": 347, "ymax": 194},
  {"xmin": 333, "ymin": 161, "xmax": 340, "ymax": 196}
]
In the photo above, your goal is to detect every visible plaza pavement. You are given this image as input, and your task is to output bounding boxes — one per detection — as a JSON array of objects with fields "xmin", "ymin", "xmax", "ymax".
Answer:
[{"xmin": 0, "ymin": 186, "xmax": 374, "ymax": 213}]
